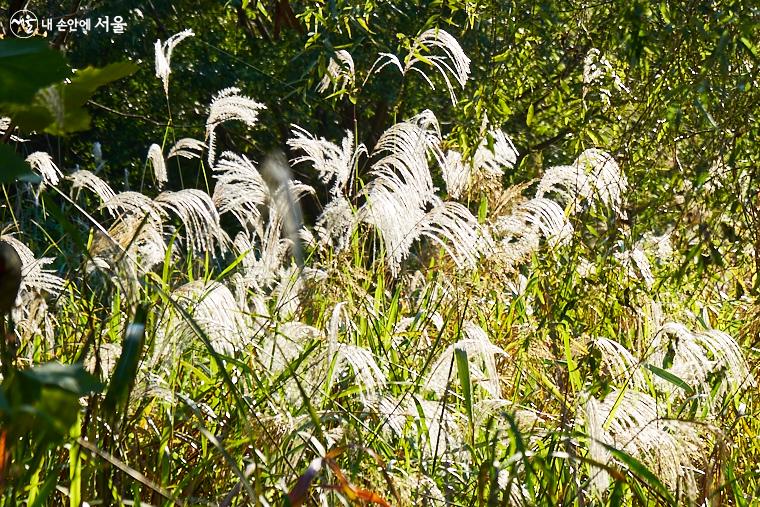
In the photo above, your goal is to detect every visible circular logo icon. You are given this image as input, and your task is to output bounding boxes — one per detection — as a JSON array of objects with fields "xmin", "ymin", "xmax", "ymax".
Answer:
[{"xmin": 10, "ymin": 10, "xmax": 38, "ymax": 38}]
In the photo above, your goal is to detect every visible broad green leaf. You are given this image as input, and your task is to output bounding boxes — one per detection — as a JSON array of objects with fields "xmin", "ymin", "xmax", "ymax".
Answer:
[
  {"xmin": 604, "ymin": 444, "xmax": 676, "ymax": 505},
  {"xmin": 103, "ymin": 306, "xmax": 147, "ymax": 416},
  {"xmin": 44, "ymin": 61, "xmax": 138, "ymax": 136},
  {"xmin": 526, "ymin": 102, "xmax": 534, "ymax": 126},
  {"xmin": 455, "ymin": 348, "xmax": 473, "ymax": 432},
  {"xmin": 0, "ymin": 38, "xmax": 69, "ymax": 104},
  {"xmin": 644, "ymin": 363, "xmax": 694, "ymax": 395},
  {"xmin": 21, "ymin": 362, "xmax": 103, "ymax": 396}
]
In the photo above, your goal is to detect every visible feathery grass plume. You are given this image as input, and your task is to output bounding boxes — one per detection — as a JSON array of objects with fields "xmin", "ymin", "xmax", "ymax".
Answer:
[
  {"xmin": 0, "ymin": 235, "xmax": 65, "ymax": 297},
  {"xmin": 593, "ymin": 337, "xmax": 648, "ymax": 389},
  {"xmin": 583, "ymin": 396, "xmax": 612, "ymax": 495},
  {"xmin": 26, "ymin": 152, "xmax": 62, "ymax": 187},
  {"xmin": 494, "ymin": 197, "xmax": 573, "ymax": 254},
  {"xmin": 418, "ymin": 201, "xmax": 491, "ymax": 269},
  {"xmin": 154, "ymin": 29, "xmax": 194, "ymax": 95},
  {"xmin": 155, "ymin": 189, "xmax": 230, "ymax": 255},
  {"xmin": 0, "ymin": 117, "xmax": 26, "ymax": 142},
  {"xmin": 212, "ymin": 151, "xmax": 270, "ymax": 235},
  {"xmin": 358, "ymin": 111, "xmax": 488, "ymax": 275},
  {"xmin": 167, "ymin": 137, "xmax": 206, "ymax": 160},
  {"xmin": 233, "ymin": 226, "xmax": 291, "ymax": 294},
  {"xmin": 287, "ymin": 126, "xmax": 367, "ymax": 196},
  {"xmin": 375, "ymin": 395, "xmax": 465, "ymax": 459},
  {"xmin": 90, "ymin": 214, "xmax": 166, "ymax": 273},
  {"xmin": 376, "ymin": 28, "xmax": 470, "ymax": 105},
  {"xmin": 69, "ymin": 169, "xmax": 116, "ymax": 202},
  {"xmin": 328, "ymin": 343, "xmax": 387, "ymax": 406},
  {"xmin": 648, "ymin": 322, "xmax": 755, "ymax": 405},
  {"xmin": 425, "ymin": 322, "xmax": 505, "ymax": 398},
  {"xmin": 154, "ymin": 280, "xmax": 252, "ymax": 363},
  {"xmin": 390, "ymin": 471, "xmax": 447, "ymax": 506},
  {"xmin": 315, "ymin": 196, "xmax": 354, "ymax": 250},
  {"xmin": 441, "ymin": 149, "xmax": 468, "ymax": 199},
  {"xmin": 582, "ymin": 389, "xmax": 703, "ymax": 500},
  {"xmin": 636, "ymin": 230, "xmax": 674, "ymax": 264},
  {"xmin": 206, "ymin": 87, "xmax": 266, "ymax": 166},
  {"xmin": 272, "ymin": 266, "xmax": 327, "ymax": 319},
  {"xmin": 474, "ymin": 399, "xmax": 544, "ymax": 436},
  {"xmin": 259, "ymin": 321, "xmax": 321, "ymax": 374},
  {"xmin": 262, "ymin": 152, "xmax": 315, "ymax": 269},
  {"xmin": 1, "ymin": 236, "xmax": 65, "ymax": 347},
  {"xmin": 615, "ymin": 246, "xmax": 655, "ymax": 288},
  {"xmin": 326, "ymin": 301, "xmax": 352, "ymax": 343},
  {"xmin": 85, "ymin": 342, "xmax": 122, "ymax": 379},
  {"xmin": 472, "ymin": 127, "xmax": 519, "ymax": 182},
  {"xmin": 101, "ymin": 191, "xmax": 163, "ymax": 221},
  {"xmin": 317, "ymin": 50, "xmax": 355, "ymax": 94},
  {"xmin": 147, "ymin": 144, "xmax": 168, "ymax": 189},
  {"xmin": 536, "ymin": 149, "xmax": 627, "ymax": 217}
]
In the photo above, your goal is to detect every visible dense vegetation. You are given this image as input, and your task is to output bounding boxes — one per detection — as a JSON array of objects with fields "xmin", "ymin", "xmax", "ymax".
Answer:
[{"xmin": 1, "ymin": 0, "xmax": 759, "ymax": 505}]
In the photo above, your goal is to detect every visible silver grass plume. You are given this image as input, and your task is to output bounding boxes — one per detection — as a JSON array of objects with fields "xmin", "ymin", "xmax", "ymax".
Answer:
[
  {"xmin": 147, "ymin": 143, "xmax": 168, "ymax": 189},
  {"xmin": 258, "ymin": 319, "xmax": 385, "ymax": 408},
  {"xmin": 317, "ymin": 50, "xmax": 355, "ymax": 94},
  {"xmin": 424, "ymin": 321, "xmax": 505, "ymax": 398},
  {"xmin": 373, "ymin": 29, "xmax": 470, "ymax": 105},
  {"xmin": 212, "ymin": 151, "xmax": 269, "ymax": 236},
  {"xmin": 472, "ymin": 127, "xmax": 519, "ymax": 181},
  {"xmin": 582, "ymin": 389, "xmax": 703, "ymax": 500},
  {"xmin": 155, "ymin": 189, "xmax": 230, "ymax": 256},
  {"xmin": 374, "ymin": 395, "xmax": 465, "ymax": 459},
  {"xmin": 0, "ymin": 117, "xmax": 26, "ymax": 142},
  {"xmin": 593, "ymin": 337, "xmax": 648, "ymax": 389},
  {"xmin": 101, "ymin": 191, "xmax": 162, "ymax": 222},
  {"xmin": 441, "ymin": 150, "xmax": 468, "ymax": 199},
  {"xmin": 328, "ymin": 343, "xmax": 387, "ymax": 406},
  {"xmin": 489, "ymin": 197, "xmax": 573, "ymax": 270},
  {"xmin": 272, "ymin": 266, "xmax": 326, "ymax": 319},
  {"xmin": 648, "ymin": 322, "xmax": 755, "ymax": 405},
  {"xmin": 90, "ymin": 214, "xmax": 166, "ymax": 273},
  {"xmin": 315, "ymin": 196, "xmax": 354, "ymax": 251},
  {"xmin": 233, "ymin": 226, "xmax": 290, "ymax": 294},
  {"xmin": 154, "ymin": 29, "xmax": 194, "ymax": 95},
  {"xmin": 258, "ymin": 321, "xmax": 321, "ymax": 375},
  {"xmin": 287, "ymin": 126, "xmax": 367, "ymax": 196},
  {"xmin": 358, "ymin": 111, "xmax": 489, "ymax": 276},
  {"xmin": 442, "ymin": 120, "xmax": 519, "ymax": 198},
  {"xmin": 153, "ymin": 280, "xmax": 253, "ymax": 363},
  {"xmin": 168, "ymin": 138, "xmax": 206, "ymax": 160},
  {"xmin": 69, "ymin": 169, "xmax": 116, "ymax": 202},
  {"xmin": 1, "ymin": 236, "xmax": 65, "ymax": 346},
  {"xmin": 262, "ymin": 152, "xmax": 313, "ymax": 269},
  {"xmin": 26, "ymin": 152, "xmax": 62, "ymax": 187},
  {"xmin": 615, "ymin": 246, "xmax": 655, "ymax": 288},
  {"xmin": 0, "ymin": 235, "xmax": 65, "ymax": 298},
  {"xmin": 536, "ymin": 148, "xmax": 627, "ymax": 217},
  {"xmin": 206, "ymin": 87, "xmax": 265, "ymax": 166}
]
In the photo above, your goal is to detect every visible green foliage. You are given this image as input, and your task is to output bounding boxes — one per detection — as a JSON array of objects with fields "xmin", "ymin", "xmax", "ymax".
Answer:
[{"xmin": 0, "ymin": 0, "xmax": 758, "ymax": 505}]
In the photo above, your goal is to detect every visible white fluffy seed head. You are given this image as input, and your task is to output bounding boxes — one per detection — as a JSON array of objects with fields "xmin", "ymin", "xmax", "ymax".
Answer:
[
  {"xmin": 69, "ymin": 169, "xmax": 116, "ymax": 202},
  {"xmin": 26, "ymin": 152, "xmax": 62, "ymax": 187},
  {"xmin": 155, "ymin": 29, "xmax": 194, "ymax": 95},
  {"xmin": 147, "ymin": 144, "xmax": 167, "ymax": 189},
  {"xmin": 206, "ymin": 87, "xmax": 266, "ymax": 166}
]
